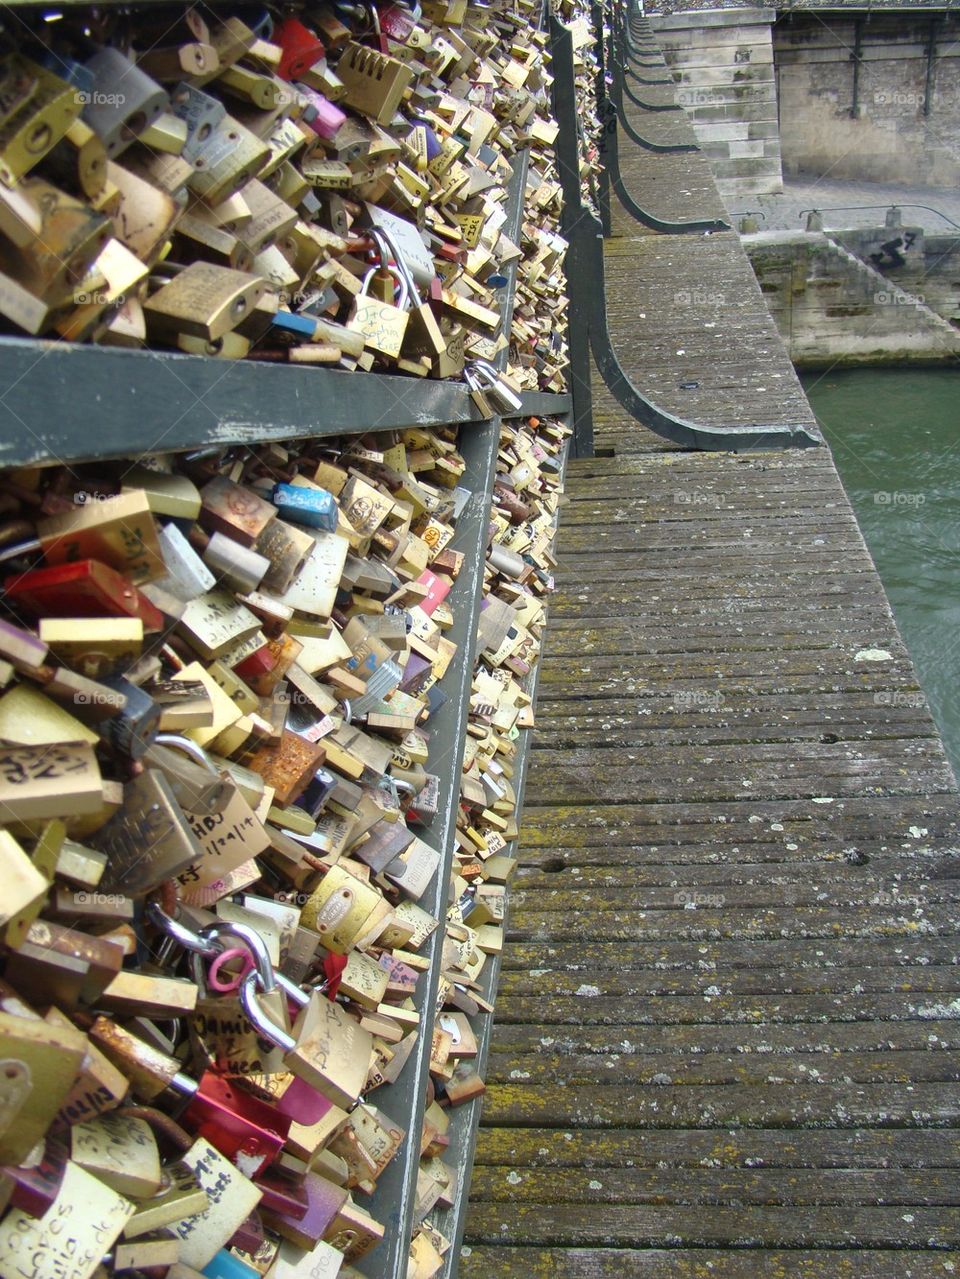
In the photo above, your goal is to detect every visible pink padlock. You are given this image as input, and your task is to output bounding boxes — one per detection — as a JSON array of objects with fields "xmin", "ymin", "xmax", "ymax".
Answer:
[{"xmin": 296, "ymin": 85, "xmax": 346, "ymax": 140}]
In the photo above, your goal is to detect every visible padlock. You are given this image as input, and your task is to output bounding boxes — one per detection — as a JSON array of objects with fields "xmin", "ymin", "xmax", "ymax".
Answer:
[
  {"xmin": 0, "ymin": 55, "xmax": 83, "ymax": 187},
  {"xmin": 169, "ymin": 83, "xmax": 227, "ymax": 162},
  {"xmin": 145, "ymin": 263, "xmax": 269, "ymax": 343},
  {"xmin": 91, "ymin": 768, "xmax": 205, "ymax": 895},
  {"xmin": 4, "ymin": 559, "xmax": 164, "ymax": 631},
  {"xmin": 0, "ymin": 177, "xmax": 111, "ymax": 323},
  {"xmin": 370, "ymin": 225, "xmax": 446, "ymax": 362},
  {"xmin": 189, "ymin": 921, "xmax": 293, "ymax": 1076},
  {"xmin": 82, "ymin": 47, "xmax": 169, "ymax": 158},
  {"xmin": 0, "ymin": 1159, "xmax": 134, "ymax": 1278},
  {"xmin": 469, "ymin": 359, "xmax": 524, "ymax": 415},
  {"xmin": 463, "ymin": 367, "xmax": 493, "ymax": 418},
  {"xmin": 240, "ymin": 971, "xmax": 373, "ymax": 1111},
  {"xmin": 0, "ymin": 1007, "xmax": 88, "ymax": 1165},
  {"xmin": 187, "ymin": 114, "xmax": 270, "ymax": 205},
  {"xmin": 275, "ymin": 18, "xmax": 327, "ymax": 82},
  {"xmin": 346, "ymin": 260, "xmax": 410, "ymax": 360},
  {"xmin": 337, "ymin": 43, "xmax": 413, "ymax": 125},
  {"xmin": 166, "ymin": 1137, "xmax": 263, "ymax": 1270}
]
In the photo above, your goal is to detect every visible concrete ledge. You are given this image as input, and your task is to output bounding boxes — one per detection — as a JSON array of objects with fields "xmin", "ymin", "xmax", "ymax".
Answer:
[{"xmin": 652, "ymin": 7, "xmax": 775, "ymax": 30}]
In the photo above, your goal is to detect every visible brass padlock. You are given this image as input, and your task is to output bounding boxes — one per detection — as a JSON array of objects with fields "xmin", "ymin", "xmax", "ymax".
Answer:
[
  {"xmin": 0, "ymin": 54, "xmax": 83, "ymax": 187},
  {"xmin": 240, "ymin": 971, "xmax": 373, "ymax": 1111},
  {"xmin": 144, "ymin": 263, "xmax": 268, "ymax": 343},
  {"xmin": 370, "ymin": 225, "xmax": 446, "ymax": 362},
  {"xmin": 346, "ymin": 261, "xmax": 410, "ymax": 360}
]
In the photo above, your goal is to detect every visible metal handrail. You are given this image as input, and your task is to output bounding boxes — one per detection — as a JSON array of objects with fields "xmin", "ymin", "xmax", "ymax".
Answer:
[
  {"xmin": 550, "ymin": 13, "xmax": 818, "ymax": 457},
  {"xmin": 798, "ymin": 203, "xmax": 960, "ymax": 231}
]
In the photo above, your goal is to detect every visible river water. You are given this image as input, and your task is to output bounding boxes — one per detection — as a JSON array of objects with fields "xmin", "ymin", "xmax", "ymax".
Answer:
[{"xmin": 801, "ymin": 368, "xmax": 960, "ymax": 781}]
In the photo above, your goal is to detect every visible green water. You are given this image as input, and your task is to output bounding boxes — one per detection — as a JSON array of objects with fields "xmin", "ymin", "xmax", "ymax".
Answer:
[{"xmin": 801, "ymin": 368, "xmax": 960, "ymax": 781}]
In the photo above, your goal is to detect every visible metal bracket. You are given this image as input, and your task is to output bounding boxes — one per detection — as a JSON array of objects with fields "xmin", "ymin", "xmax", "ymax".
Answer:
[
  {"xmin": 612, "ymin": 72, "xmax": 698, "ymax": 153},
  {"xmin": 623, "ymin": 76, "xmax": 682, "ymax": 112},
  {"xmin": 626, "ymin": 65, "xmax": 673, "ymax": 86}
]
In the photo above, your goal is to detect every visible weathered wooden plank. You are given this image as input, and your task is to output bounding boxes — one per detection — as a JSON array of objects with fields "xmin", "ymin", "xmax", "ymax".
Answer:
[
  {"xmin": 508, "ymin": 907, "xmax": 960, "ymax": 943},
  {"xmin": 496, "ymin": 966, "xmax": 960, "ymax": 999},
  {"xmin": 472, "ymin": 1125, "xmax": 960, "ymax": 1169},
  {"xmin": 485, "ymin": 1019, "xmax": 960, "ymax": 1058},
  {"xmin": 523, "ymin": 767, "xmax": 956, "ymax": 807},
  {"xmin": 485, "ymin": 1048, "xmax": 960, "ymax": 1087},
  {"xmin": 459, "ymin": 1247, "xmax": 960, "ymax": 1278},
  {"xmin": 490, "ymin": 992, "xmax": 960, "ymax": 1027},
  {"xmin": 469, "ymin": 1166, "xmax": 960, "ymax": 1206},
  {"xmin": 517, "ymin": 795, "xmax": 960, "ymax": 845},
  {"xmin": 464, "ymin": 1203, "xmax": 960, "ymax": 1248},
  {"xmin": 499, "ymin": 938, "xmax": 960, "ymax": 972},
  {"xmin": 513, "ymin": 856, "xmax": 958, "ymax": 891},
  {"xmin": 480, "ymin": 1083, "xmax": 960, "ymax": 1129}
]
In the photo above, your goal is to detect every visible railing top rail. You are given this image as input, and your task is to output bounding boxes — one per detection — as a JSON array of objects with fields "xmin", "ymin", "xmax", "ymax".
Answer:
[{"xmin": 798, "ymin": 203, "xmax": 960, "ymax": 230}]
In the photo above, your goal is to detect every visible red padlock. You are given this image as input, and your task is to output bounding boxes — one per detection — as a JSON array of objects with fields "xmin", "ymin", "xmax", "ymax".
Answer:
[
  {"xmin": 275, "ymin": 18, "xmax": 326, "ymax": 81},
  {"xmin": 4, "ymin": 560, "xmax": 164, "ymax": 631}
]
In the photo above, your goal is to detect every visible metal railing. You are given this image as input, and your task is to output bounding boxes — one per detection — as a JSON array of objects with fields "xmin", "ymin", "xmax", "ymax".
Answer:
[
  {"xmin": 798, "ymin": 204, "xmax": 960, "ymax": 231},
  {"xmin": 550, "ymin": 11, "xmax": 819, "ymax": 457}
]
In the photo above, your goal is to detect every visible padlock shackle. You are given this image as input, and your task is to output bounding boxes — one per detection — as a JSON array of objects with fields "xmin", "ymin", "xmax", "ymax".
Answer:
[
  {"xmin": 198, "ymin": 922, "xmax": 280, "ymax": 994},
  {"xmin": 359, "ymin": 263, "xmax": 410, "ymax": 312},
  {"xmin": 370, "ymin": 225, "xmax": 419, "ymax": 300},
  {"xmin": 239, "ymin": 970, "xmax": 297, "ymax": 1052},
  {"xmin": 154, "ymin": 733, "xmax": 220, "ymax": 775},
  {"xmin": 146, "ymin": 902, "xmax": 222, "ymax": 958}
]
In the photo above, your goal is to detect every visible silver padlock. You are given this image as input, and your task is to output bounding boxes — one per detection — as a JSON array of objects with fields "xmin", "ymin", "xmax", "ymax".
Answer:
[
  {"xmin": 470, "ymin": 359, "xmax": 523, "ymax": 415},
  {"xmin": 463, "ymin": 366, "xmax": 493, "ymax": 418},
  {"xmin": 83, "ymin": 47, "xmax": 169, "ymax": 158},
  {"xmin": 169, "ymin": 83, "xmax": 227, "ymax": 162}
]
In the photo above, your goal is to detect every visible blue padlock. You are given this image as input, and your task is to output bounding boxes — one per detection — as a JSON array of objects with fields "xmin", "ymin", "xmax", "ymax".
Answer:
[
  {"xmin": 272, "ymin": 482, "xmax": 338, "ymax": 532},
  {"xmin": 202, "ymin": 1251, "xmax": 260, "ymax": 1279}
]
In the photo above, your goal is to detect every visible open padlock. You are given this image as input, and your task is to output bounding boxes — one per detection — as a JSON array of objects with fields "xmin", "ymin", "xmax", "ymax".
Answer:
[
  {"xmin": 189, "ymin": 922, "xmax": 291, "ymax": 1077},
  {"xmin": 469, "ymin": 359, "xmax": 524, "ymax": 416},
  {"xmin": 463, "ymin": 366, "xmax": 494, "ymax": 418},
  {"xmin": 371, "ymin": 225, "xmax": 447, "ymax": 363},
  {"xmin": 240, "ymin": 968, "xmax": 374, "ymax": 1111},
  {"xmin": 345, "ymin": 243, "xmax": 410, "ymax": 360}
]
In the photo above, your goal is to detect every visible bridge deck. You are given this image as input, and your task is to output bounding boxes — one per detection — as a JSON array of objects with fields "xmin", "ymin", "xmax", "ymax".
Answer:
[{"xmin": 460, "ymin": 33, "xmax": 960, "ymax": 1279}]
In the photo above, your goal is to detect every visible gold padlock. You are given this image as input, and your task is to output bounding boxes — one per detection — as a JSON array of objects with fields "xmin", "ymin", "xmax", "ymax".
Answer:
[
  {"xmin": 346, "ymin": 261, "xmax": 410, "ymax": 360},
  {"xmin": 0, "ymin": 54, "xmax": 83, "ymax": 187}
]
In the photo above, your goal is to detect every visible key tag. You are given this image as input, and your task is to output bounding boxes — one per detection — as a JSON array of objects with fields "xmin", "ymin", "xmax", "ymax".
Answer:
[{"xmin": 345, "ymin": 244, "xmax": 410, "ymax": 360}]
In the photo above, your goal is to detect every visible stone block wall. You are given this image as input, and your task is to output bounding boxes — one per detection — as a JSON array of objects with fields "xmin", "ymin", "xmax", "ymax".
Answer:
[{"xmin": 652, "ymin": 7, "xmax": 784, "ymax": 199}]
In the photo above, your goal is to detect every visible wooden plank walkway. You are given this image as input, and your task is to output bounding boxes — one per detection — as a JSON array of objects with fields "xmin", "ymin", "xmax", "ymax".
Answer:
[{"xmin": 460, "ymin": 35, "xmax": 960, "ymax": 1279}]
